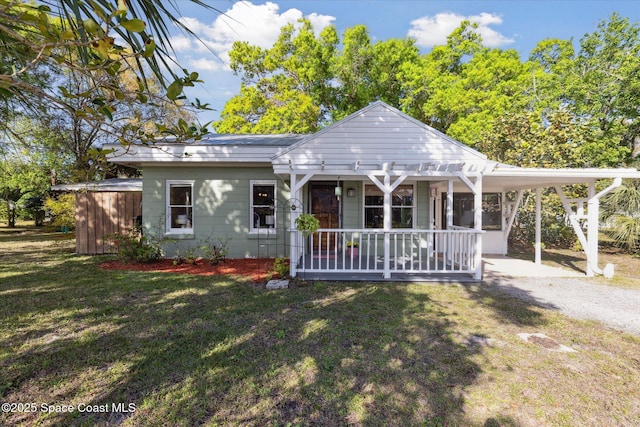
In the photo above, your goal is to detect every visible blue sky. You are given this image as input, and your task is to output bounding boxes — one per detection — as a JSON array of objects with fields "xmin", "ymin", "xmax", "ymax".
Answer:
[{"xmin": 167, "ymin": 0, "xmax": 640, "ymax": 126}]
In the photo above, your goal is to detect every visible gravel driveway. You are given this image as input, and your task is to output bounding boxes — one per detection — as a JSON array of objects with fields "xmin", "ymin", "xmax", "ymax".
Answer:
[{"xmin": 482, "ymin": 276, "xmax": 640, "ymax": 336}]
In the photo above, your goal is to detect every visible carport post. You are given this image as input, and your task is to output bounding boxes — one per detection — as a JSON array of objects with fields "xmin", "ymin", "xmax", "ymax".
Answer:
[{"xmin": 535, "ymin": 187, "xmax": 542, "ymax": 265}]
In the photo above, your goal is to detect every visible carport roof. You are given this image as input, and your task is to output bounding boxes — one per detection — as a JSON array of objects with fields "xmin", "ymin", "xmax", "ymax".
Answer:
[{"xmin": 483, "ymin": 165, "xmax": 640, "ymax": 191}]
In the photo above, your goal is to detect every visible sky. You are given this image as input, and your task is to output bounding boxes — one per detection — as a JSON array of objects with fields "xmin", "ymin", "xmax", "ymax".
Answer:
[{"xmin": 164, "ymin": 0, "xmax": 640, "ymax": 126}]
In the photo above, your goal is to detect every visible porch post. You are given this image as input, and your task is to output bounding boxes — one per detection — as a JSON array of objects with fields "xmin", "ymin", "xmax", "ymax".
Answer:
[
  {"xmin": 473, "ymin": 175, "xmax": 483, "ymax": 281},
  {"xmin": 289, "ymin": 174, "xmax": 299, "ymax": 277},
  {"xmin": 367, "ymin": 171, "xmax": 408, "ymax": 279},
  {"xmin": 586, "ymin": 177, "xmax": 621, "ymax": 277},
  {"xmin": 503, "ymin": 190, "xmax": 524, "ymax": 255},
  {"xmin": 586, "ymin": 181, "xmax": 597, "ymax": 277},
  {"xmin": 535, "ymin": 187, "xmax": 542, "ymax": 265},
  {"xmin": 446, "ymin": 179, "xmax": 454, "ymax": 228},
  {"xmin": 383, "ymin": 173, "xmax": 392, "ymax": 279}
]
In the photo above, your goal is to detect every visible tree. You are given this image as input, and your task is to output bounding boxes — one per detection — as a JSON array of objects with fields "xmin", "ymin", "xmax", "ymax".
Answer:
[
  {"xmin": 0, "ymin": 154, "xmax": 51, "ymax": 227},
  {"xmin": 1, "ymin": 0, "xmax": 215, "ymax": 150},
  {"xmin": 530, "ymin": 13, "xmax": 640, "ymax": 167},
  {"xmin": 477, "ymin": 110, "xmax": 587, "ymax": 168},
  {"xmin": 216, "ymin": 21, "xmax": 424, "ymax": 133},
  {"xmin": 216, "ymin": 19, "xmax": 339, "ymax": 133},
  {"xmin": 601, "ymin": 180, "xmax": 640, "ymax": 253}
]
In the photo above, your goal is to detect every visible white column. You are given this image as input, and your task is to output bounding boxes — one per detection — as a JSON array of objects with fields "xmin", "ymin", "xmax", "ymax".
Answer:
[
  {"xmin": 446, "ymin": 179, "xmax": 454, "ymax": 228},
  {"xmin": 586, "ymin": 181, "xmax": 597, "ymax": 277},
  {"xmin": 473, "ymin": 176, "xmax": 483, "ymax": 281},
  {"xmin": 289, "ymin": 174, "xmax": 298, "ymax": 277},
  {"xmin": 383, "ymin": 173, "xmax": 392, "ymax": 279},
  {"xmin": 585, "ymin": 178, "xmax": 621, "ymax": 277},
  {"xmin": 535, "ymin": 187, "xmax": 542, "ymax": 265}
]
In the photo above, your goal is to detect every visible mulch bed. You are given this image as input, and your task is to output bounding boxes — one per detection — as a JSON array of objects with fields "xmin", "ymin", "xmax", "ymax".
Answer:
[{"xmin": 99, "ymin": 258, "xmax": 277, "ymax": 283}]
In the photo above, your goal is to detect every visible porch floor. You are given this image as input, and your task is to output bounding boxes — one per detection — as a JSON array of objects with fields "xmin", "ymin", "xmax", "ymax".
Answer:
[{"xmin": 295, "ymin": 253, "xmax": 477, "ymax": 282}]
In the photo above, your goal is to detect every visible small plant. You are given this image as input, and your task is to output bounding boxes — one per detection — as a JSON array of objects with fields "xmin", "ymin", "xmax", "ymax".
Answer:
[
  {"xmin": 294, "ymin": 213, "xmax": 319, "ymax": 237},
  {"xmin": 201, "ymin": 236, "xmax": 230, "ymax": 265},
  {"xmin": 106, "ymin": 228, "xmax": 161, "ymax": 263},
  {"xmin": 183, "ymin": 247, "xmax": 198, "ymax": 265},
  {"xmin": 346, "ymin": 241, "xmax": 358, "ymax": 248},
  {"xmin": 273, "ymin": 257, "xmax": 290, "ymax": 278}
]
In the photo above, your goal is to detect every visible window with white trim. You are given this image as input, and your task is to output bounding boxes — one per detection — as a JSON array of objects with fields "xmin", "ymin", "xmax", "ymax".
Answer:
[
  {"xmin": 364, "ymin": 184, "xmax": 414, "ymax": 228},
  {"xmin": 451, "ymin": 192, "xmax": 502, "ymax": 230},
  {"xmin": 250, "ymin": 180, "xmax": 276, "ymax": 232},
  {"xmin": 166, "ymin": 180, "xmax": 194, "ymax": 233}
]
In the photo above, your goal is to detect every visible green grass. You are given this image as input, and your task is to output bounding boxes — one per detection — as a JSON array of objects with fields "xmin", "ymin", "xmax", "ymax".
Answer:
[{"xmin": 1, "ymin": 227, "xmax": 640, "ymax": 426}]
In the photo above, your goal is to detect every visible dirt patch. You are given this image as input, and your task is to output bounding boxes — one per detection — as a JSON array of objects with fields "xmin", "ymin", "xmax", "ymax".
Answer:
[
  {"xmin": 518, "ymin": 333, "xmax": 578, "ymax": 353},
  {"xmin": 100, "ymin": 258, "xmax": 277, "ymax": 283}
]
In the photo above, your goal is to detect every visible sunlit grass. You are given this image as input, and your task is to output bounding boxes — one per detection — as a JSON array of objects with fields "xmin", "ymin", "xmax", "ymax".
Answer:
[{"xmin": 1, "ymin": 229, "xmax": 639, "ymax": 426}]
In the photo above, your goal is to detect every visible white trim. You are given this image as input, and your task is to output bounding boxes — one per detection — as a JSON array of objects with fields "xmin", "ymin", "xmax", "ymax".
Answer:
[
  {"xmin": 249, "ymin": 179, "xmax": 277, "ymax": 234},
  {"xmin": 166, "ymin": 180, "xmax": 195, "ymax": 234}
]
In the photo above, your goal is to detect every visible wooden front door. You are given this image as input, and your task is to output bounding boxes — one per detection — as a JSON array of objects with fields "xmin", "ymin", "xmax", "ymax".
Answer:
[{"xmin": 310, "ymin": 183, "xmax": 340, "ymax": 250}]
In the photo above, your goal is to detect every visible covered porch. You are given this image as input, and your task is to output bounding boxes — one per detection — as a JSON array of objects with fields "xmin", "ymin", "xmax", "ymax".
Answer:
[
  {"xmin": 271, "ymin": 103, "xmax": 492, "ymax": 281},
  {"xmin": 271, "ymin": 102, "xmax": 640, "ymax": 281}
]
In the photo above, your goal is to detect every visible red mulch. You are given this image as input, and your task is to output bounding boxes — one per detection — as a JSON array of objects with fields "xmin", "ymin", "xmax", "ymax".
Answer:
[{"xmin": 99, "ymin": 258, "xmax": 277, "ymax": 283}]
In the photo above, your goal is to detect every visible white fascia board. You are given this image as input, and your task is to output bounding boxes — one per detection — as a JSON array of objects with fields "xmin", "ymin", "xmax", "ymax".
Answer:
[
  {"xmin": 488, "ymin": 167, "xmax": 640, "ymax": 179},
  {"xmin": 105, "ymin": 143, "xmax": 285, "ymax": 165},
  {"xmin": 484, "ymin": 167, "xmax": 640, "ymax": 192}
]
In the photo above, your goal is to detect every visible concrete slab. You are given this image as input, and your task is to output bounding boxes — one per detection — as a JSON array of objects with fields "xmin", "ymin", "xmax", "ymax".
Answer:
[{"xmin": 483, "ymin": 255, "xmax": 584, "ymax": 278}]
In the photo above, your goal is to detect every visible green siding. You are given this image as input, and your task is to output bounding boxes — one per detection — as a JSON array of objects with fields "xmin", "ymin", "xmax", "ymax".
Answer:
[
  {"xmin": 142, "ymin": 167, "xmax": 290, "ymax": 258},
  {"xmin": 342, "ymin": 181, "xmax": 362, "ymax": 229},
  {"xmin": 416, "ymin": 181, "xmax": 431, "ymax": 228},
  {"xmin": 140, "ymin": 169, "xmax": 434, "ymax": 260}
]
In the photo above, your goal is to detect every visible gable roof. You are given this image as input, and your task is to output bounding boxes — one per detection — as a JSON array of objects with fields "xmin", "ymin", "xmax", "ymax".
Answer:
[{"xmin": 272, "ymin": 101, "xmax": 489, "ymax": 174}]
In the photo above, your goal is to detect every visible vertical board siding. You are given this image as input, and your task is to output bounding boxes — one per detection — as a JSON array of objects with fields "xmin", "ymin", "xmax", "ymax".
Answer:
[
  {"xmin": 75, "ymin": 191, "xmax": 142, "ymax": 255},
  {"xmin": 75, "ymin": 193, "xmax": 89, "ymax": 255}
]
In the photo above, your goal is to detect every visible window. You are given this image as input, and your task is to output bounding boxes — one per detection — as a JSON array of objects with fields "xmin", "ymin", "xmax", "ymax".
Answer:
[
  {"xmin": 251, "ymin": 180, "xmax": 276, "ymax": 232},
  {"xmin": 364, "ymin": 184, "xmax": 414, "ymax": 228},
  {"xmin": 166, "ymin": 180, "xmax": 194, "ymax": 233},
  {"xmin": 452, "ymin": 192, "xmax": 502, "ymax": 230}
]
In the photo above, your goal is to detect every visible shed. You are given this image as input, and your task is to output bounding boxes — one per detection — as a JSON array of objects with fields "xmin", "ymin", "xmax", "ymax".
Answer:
[{"xmin": 51, "ymin": 179, "xmax": 142, "ymax": 255}]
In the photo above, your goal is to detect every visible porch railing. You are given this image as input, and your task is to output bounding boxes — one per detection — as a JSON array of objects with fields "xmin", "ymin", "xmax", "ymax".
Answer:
[{"xmin": 297, "ymin": 228, "xmax": 481, "ymax": 276}]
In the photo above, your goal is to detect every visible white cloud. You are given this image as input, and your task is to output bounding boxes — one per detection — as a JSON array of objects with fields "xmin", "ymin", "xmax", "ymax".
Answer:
[
  {"xmin": 188, "ymin": 57, "xmax": 227, "ymax": 72},
  {"xmin": 408, "ymin": 12, "xmax": 514, "ymax": 48},
  {"xmin": 174, "ymin": 1, "xmax": 335, "ymax": 74},
  {"xmin": 168, "ymin": 34, "xmax": 193, "ymax": 52}
]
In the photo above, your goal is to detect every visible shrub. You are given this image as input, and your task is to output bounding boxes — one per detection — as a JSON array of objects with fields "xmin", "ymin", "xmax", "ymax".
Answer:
[
  {"xmin": 273, "ymin": 257, "xmax": 290, "ymax": 277},
  {"xmin": 44, "ymin": 193, "xmax": 75, "ymax": 230},
  {"xmin": 200, "ymin": 236, "xmax": 230, "ymax": 265},
  {"xmin": 106, "ymin": 228, "xmax": 161, "ymax": 263}
]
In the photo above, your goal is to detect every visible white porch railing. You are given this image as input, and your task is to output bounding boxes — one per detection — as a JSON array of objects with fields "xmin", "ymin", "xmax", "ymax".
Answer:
[{"xmin": 297, "ymin": 228, "xmax": 481, "ymax": 277}]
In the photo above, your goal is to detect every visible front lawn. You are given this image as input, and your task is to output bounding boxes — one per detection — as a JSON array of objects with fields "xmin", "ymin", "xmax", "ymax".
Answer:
[{"xmin": 1, "ymin": 228, "xmax": 639, "ymax": 426}]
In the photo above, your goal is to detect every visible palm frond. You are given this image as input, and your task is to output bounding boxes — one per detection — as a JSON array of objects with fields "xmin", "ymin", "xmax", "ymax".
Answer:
[{"xmin": 52, "ymin": 0, "xmax": 225, "ymax": 87}]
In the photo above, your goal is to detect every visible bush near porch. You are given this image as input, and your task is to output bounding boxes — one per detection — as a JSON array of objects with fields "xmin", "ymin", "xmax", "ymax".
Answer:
[{"xmin": 1, "ymin": 227, "xmax": 639, "ymax": 426}]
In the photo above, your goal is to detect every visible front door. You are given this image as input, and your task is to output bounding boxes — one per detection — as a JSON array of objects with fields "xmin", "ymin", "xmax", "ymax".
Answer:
[{"xmin": 310, "ymin": 183, "xmax": 340, "ymax": 250}]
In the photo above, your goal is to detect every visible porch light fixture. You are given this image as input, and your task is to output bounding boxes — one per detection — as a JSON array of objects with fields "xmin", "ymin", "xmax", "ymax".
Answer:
[
  {"xmin": 334, "ymin": 186, "xmax": 342, "ymax": 197},
  {"xmin": 347, "ymin": 188, "xmax": 355, "ymax": 197}
]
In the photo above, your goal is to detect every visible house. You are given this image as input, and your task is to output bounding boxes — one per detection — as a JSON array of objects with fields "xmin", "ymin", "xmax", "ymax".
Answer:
[{"xmin": 105, "ymin": 102, "xmax": 640, "ymax": 280}]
